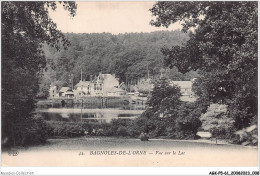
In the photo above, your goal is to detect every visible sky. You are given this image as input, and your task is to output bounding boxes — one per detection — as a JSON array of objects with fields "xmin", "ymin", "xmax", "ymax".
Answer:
[{"xmin": 49, "ymin": 1, "xmax": 183, "ymax": 34}]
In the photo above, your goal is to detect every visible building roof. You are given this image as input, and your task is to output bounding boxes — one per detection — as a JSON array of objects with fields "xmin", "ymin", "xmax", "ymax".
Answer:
[
  {"xmin": 75, "ymin": 80, "xmax": 90, "ymax": 88},
  {"xmin": 92, "ymin": 73, "xmax": 118, "ymax": 82},
  {"xmin": 170, "ymin": 81, "xmax": 193, "ymax": 89},
  {"xmin": 92, "ymin": 74, "xmax": 105, "ymax": 82},
  {"xmin": 75, "ymin": 74, "xmax": 119, "ymax": 88},
  {"xmin": 59, "ymin": 87, "xmax": 71, "ymax": 93},
  {"xmin": 73, "ymin": 89, "xmax": 87, "ymax": 95}
]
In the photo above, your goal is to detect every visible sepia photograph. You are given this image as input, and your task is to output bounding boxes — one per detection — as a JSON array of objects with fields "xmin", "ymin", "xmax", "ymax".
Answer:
[{"xmin": 1, "ymin": 0, "xmax": 258, "ymax": 175}]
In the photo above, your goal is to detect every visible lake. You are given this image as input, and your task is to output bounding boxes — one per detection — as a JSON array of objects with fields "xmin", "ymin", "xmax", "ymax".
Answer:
[{"xmin": 37, "ymin": 104, "xmax": 146, "ymax": 123}]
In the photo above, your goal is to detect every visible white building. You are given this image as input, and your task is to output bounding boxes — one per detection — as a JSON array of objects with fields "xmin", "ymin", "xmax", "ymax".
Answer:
[
  {"xmin": 49, "ymin": 85, "xmax": 58, "ymax": 98},
  {"xmin": 75, "ymin": 81, "xmax": 91, "ymax": 96},
  {"xmin": 59, "ymin": 87, "xmax": 71, "ymax": 97},
  {"xmin": 107, "ymin": 87, "xmax": 127, "ymax": 97},
  {"xmin": 75, "ymin": 73, "xmax": 126, "ymax": 97}
]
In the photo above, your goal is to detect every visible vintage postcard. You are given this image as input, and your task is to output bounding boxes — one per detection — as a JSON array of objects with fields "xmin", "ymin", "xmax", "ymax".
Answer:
[{"xmin": 1, "ymin": 1, "xmax": 258, "ymax": 175}]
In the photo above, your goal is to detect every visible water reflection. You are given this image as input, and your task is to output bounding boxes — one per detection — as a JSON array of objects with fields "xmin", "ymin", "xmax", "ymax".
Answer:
[{"xmin": 38, "ymin": 104, "xmax": 146, "ymax": 124}]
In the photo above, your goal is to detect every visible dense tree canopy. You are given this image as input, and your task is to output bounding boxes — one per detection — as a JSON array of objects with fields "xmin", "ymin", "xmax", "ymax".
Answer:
[
  {"xmin": 40, "ymin": 30, "xmax": 195, "ymax": 96},
  {"xmin": 2, "ymin": 1, "xmax": 77, "ymax": 146},
  {"xmin": 141, "ymin": 79, "xmax": 201, "ymax": 139},
  {"xmin": 150, "ymin": 1, "xmax": 257, "ymax": 130}
]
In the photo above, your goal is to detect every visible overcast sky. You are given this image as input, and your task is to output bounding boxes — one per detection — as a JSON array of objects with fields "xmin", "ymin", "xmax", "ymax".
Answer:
[{"xmin": 49, "ymin": 1, "xmax": 182, "ymax": 34}]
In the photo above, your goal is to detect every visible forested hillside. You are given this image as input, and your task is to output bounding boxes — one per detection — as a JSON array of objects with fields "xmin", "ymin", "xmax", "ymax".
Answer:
[{"xmin": 39, "ymin": 30, "xmax": 196, "ymax": 97}]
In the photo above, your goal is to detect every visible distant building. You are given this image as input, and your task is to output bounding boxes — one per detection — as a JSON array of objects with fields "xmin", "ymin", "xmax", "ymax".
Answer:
[
  {"xmin": 73, "ymin": 89, "xmax": 87, "ymax": 98},
  {"xmin": 131, "ymin": 74, "xmax": 197, "ymax": 101},
  {"xmin": 107, "ymin": 87, "xmax": 127, "ymax": 97},
  {"xmin": 119, "ymin": 82, "xmax": 127, "ymax": 90},
  {"xmin": 49, "ymin": 85, "xmax": 58, "ymax": 98},
  {"xmin": 133, "ymin": 78, "xmax": 154, "ymax": 93},
  {"xmin": 170, "ymin": 81, "xmax": 196, "ymax": 102},
  {"xmin": 64, "ymin": 90, "xmax": 74, "ymax": 98},
  {"xmin": 75, "ymin": 72, "xmax": 126, "ymax": 97},
  {"xmin": 75, "ymin": 81, "xmax": 91, "ymax": 96},
  {"xmin": 59, "ymin": 87, "xmax": 71, "ymax": 97}
]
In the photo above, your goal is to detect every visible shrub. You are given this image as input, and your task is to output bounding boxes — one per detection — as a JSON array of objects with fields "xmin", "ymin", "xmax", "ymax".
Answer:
[
  {"xmin": 96, "ymin": 129, "xmax": 104, "ymax": 136},
  {"xmin": 116, "ymin": 126, "xmax": 128, "ymax": 136},
  {"xmin": 46, "ymin": 121, "xmax": 120, "ymax": 138},
  {"xmin": 137, "ymin": 79, "xmax": 202, "ymax": 140},
  {"xmin": 46, "ymin": 121, "xmax": 84, "ymax": 138},
  {"xmin": 231, "ymin": 124, "xmax": 258, "ymax": 146},
  {"xmin": 127, "ymin": 118, "xmax": 145, "ymax": 137},
  {"xmin": 148, "ymin": 119, "xmax": 167, "ymax": 137},
  {"xmin": 200, "ymin": 104, "xmax": 234, "ymax": 139},
  {"xmin": 110, "ymin": 119, "xmax": 131, "ymax": 136},
  {"xmin": 138, "ymin": 101, "xmax": 202, "ymax": 140},
  {"xmin": 3, "ymin": 115, "xmax": 51, "ymax": 147},
  {"xmin": 139, "ymin": 132, "xmax": 149, "ymax": 141}
]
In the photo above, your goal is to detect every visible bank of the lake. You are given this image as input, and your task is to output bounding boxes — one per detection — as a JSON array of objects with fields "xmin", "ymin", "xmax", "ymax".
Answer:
[{"xmin": 36, "ymin": 96, "xmax": 146, "ymax": 109}]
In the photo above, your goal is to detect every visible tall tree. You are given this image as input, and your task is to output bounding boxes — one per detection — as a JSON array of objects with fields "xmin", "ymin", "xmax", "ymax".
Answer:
[
  {"xmin": 150, "ymin": 1, "xmax": 257, "ymax": 130},
  {"xmin": 43, "ymin": 30, "xmax": 191, "ymax": 88},
  {"xmin": 1, "ymin": 1, "xmax": 77, "ymax": 146}
]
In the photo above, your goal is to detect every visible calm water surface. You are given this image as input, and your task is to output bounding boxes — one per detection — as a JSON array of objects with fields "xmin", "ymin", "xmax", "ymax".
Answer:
[{"xmin": 38, "ymin": 104, "xmax": 146, "ymax": 123}]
